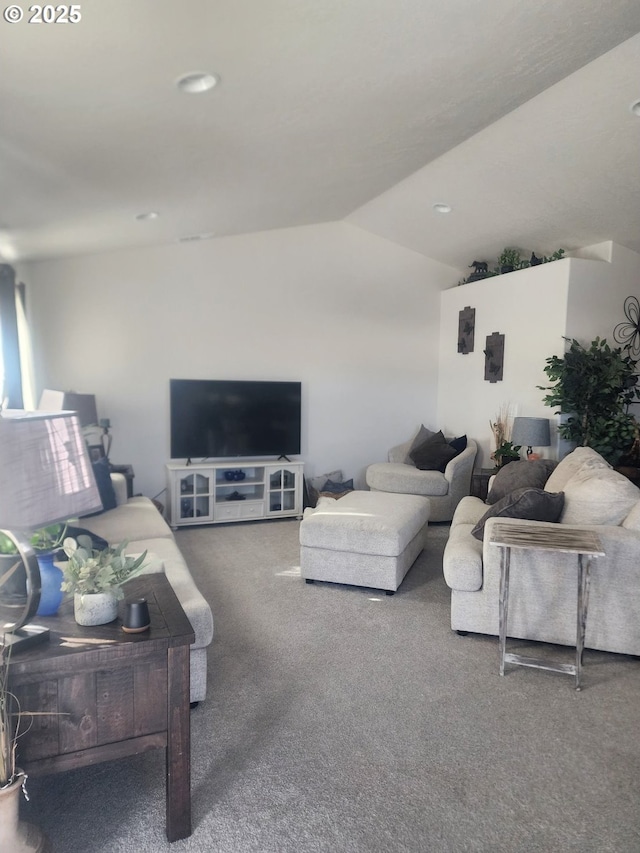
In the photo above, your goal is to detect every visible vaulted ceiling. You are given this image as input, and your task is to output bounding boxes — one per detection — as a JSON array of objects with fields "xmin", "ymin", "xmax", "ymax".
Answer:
[{"xmin": 1, "ymin": 0, "xmax": 639, "ymax": 269}]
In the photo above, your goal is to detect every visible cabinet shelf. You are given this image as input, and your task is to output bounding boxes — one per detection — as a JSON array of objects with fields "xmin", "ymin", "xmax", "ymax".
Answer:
[{"xmin": 167, "ymin": 460, "xmax": 304, "ymax": 528}]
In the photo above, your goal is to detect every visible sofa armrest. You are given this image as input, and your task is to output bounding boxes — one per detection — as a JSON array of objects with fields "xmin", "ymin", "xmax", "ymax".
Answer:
[
  {"xmin": 110, "ymin": 473, "xmax": 128, "ymax": 506},
  {"xmin": 443, "ymin": 439, "xmax": 477, "ymax": 502}
]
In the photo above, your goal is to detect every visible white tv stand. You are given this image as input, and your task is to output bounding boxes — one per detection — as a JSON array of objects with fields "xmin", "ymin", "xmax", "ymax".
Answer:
[{"xmin": 166, "ymin": 459, "xmax": 304, "ymax": 528}]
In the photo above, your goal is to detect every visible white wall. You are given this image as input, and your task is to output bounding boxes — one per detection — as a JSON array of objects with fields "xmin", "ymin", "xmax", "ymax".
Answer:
[
  {"xmin": 437, "ymin": 260, "xmax": 570, "ymax": 467},
  {"xmin": 23, "ymin": 221, "xmax": 455, "ymax": 499},
  {"xmin": 437, "ymin": 243, "xmax": 640, "ymax": 467}
]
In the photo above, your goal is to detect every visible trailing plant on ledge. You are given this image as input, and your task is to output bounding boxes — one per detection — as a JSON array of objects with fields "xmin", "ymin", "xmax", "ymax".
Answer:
[{"xmin": 539, "ymin": 336, "xmax": 640, "ymax": 465}]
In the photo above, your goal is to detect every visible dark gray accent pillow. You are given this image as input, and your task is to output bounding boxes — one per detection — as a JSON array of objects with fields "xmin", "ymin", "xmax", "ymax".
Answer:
[
  {"xmin": 409, "ymin": 431, "xmax": 458, "ymax": 472},
  {"xmin": 471, "ymin": 487, "xmax": 565, "ymax": 541},
  {"xmin": 407, "ymin": 425, "xmax": 435, "ymax": 459},
  {"xmin": 486, "ymin": 459, "xmax": 558, "ymax": 505}
]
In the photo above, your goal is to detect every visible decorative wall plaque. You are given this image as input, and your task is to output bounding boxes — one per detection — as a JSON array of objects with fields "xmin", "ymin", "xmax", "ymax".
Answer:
[
  {"xmin": 457, "ymin": 306, "xmax": 475, "ymax": 354},
  {"xmin": 484, "ymin": 332, "xmax": 504, "ymax": 382}
]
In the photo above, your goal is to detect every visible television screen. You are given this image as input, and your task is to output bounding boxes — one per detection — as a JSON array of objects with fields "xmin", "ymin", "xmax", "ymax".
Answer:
[{"xmin": 170, "ymin": 379, "xmax": 302, "ymax": 460}]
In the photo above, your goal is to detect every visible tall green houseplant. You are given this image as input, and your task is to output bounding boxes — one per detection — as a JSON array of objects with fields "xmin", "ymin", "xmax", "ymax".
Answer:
[{"xmin": 539, "ymin": 337, "xmax": 640, "ymax": 464}]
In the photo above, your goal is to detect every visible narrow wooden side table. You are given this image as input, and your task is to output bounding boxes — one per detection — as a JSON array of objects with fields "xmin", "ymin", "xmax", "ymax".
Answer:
[{"xmin": 489, "ymin": 522, "xmax": 604, "ymax": 690}]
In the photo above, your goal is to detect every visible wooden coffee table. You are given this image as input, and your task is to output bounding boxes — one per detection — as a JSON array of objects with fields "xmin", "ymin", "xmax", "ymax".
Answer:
[{"xmin": 7, "ymin": 573, "xmax": 194, "ymax": 842}]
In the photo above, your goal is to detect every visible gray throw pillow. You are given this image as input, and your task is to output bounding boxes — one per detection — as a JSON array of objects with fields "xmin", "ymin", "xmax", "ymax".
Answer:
[
  {"xmin": 471, "ymin": 487, "xmax": 565, "ymax": 541},
  {"xmin": 486, "ymin": 459, "xmax": 558, "ymax": 505},
  {"xmin": 409, "ymin": 431, "xmax": 458, "ymax": 472},
  {"xmin": 408, "ymin": 425, "xmax": 435, "ymax": 457}
]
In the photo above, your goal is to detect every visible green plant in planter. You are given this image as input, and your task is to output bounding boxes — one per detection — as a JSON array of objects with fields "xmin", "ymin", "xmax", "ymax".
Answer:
[
  {"xmin": 492, "ymin": 440, "xmax": 522, "ymax": 467},
  {"xmin": 539, "ymin": 336, "xmax": 640, "ymax": 465},
  {"xmin": 0, "ymin": 524, "xmax": 66, "ymax": 556},
  {"xmin": 497, "ymin": 247, "xmax": 524, "ymax": 273},
  {"xmin": 61, "ymin": 536, "xmax": 147, "ymax": 598}
]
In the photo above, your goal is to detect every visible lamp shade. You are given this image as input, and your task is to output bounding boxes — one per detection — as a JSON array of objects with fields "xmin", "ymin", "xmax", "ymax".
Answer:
[
  {"xmin": 38, "ymin": 389, "xmax": 98, "ymax": 427},
  {"xmin": 510, "ymin": 417, "xmax": 551, "ymax": 449},
  {"xmin": 0, "ymin": 410, "xmax": 102, "ymax": 530}
]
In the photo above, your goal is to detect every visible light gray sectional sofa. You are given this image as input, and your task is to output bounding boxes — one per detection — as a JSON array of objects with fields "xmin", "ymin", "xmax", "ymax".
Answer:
[
  {"xmin": 443, "ymin": 447, "xmax": 640, "ymax": 655},
  {"xmin": 80, "ymin": 474, "xmax": 214, "ymax": 703}
]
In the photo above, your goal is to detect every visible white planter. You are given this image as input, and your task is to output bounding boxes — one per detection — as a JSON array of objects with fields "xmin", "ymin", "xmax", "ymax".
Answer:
[
  {"xmin": 73, "ymin": 591, "xmax": 118, "ymax": 626},
  {"xmin": 0, "ymin": 771, "xmax": 50, "ymax": 852}
]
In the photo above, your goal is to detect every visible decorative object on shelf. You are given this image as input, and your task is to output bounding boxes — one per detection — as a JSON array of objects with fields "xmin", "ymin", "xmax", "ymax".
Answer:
[
  {"xmin": 0, "ymin": 411, "xmax": 102, "ymax": 650},
  {"xmin": 224, "ymin": 470, "xmax": 235, "ymax": 481},
  {"xmin": 492, "ymin": 441, "xmax": 522, "ymax": 468},
  {"xmin": 510, "ymin": 417, "xmax": 551, "ymax": 460},
  {"xmin": 466, "ymin": 260, "xmax": 489, "ymax": 282},
  {"xmin": 233, "ymin": 470, "xmax": 246, "ymax": 481},
  {"xmin": 225, "ymin": 491, "xmax": 247, "ymax": 501},
  {"xmin": 457, "ymin": 306, "xmax": 475, "ymax": 354},
  {"xmin": 490, "ymin": 404, "xmax": 518, "ymax": 468},
  {"xmin": 122, "ymin": 598, "xmax": 151, "ymax": 634},
  {"xmin": 61, "ymin": 536, "xmax": 147, "ymax": 626},
  {"xmin": 539, "ymin": 336, "xmax": 640, "ymax": 465},
  {"xmin": 613, "ymin": 295, "xmax": 640, "ymax": 357},
  {"xmin": 100, "ymin": 418, "xmax": 112, "ymax": 459},
  {"xmin": 497, "ymin": 247, "xmax": 523, "ymax": 274},
  {"xmin": 484, "ymin": 332, "xmax": 504, "ymax": 382}
]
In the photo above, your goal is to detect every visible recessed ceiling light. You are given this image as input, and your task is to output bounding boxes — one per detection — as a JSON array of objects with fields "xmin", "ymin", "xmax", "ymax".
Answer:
[
  {"xmin": 135, "ymin": 211, "xmax": 159, "ymax": 221},
  {"xmin": 433, "ymin": 203, "xmax": 452, "ymax": 214},
  {"xmin": 630, "ymin": 100, "xmax": 640, "ymax": 117},
  {"xmin": 176, "ymin": 72, "xmax": 219, "ymax": 94}
]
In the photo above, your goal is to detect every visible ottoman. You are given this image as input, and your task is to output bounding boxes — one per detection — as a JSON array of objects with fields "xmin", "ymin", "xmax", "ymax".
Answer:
[{"xmin": 299, "ymin": 491, "xmax": 430, "ymax": 593}]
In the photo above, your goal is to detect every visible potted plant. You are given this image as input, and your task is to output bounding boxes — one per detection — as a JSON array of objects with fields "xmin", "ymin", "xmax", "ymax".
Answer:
[
  {"xmin": 497, "ymin": 247, "xmax": 523, "ymax": 274},
  {"xmin": 60, "ymin": 536, "xmax": 147, "ymax": 626},
  {"xmin": 0, "ymin": 525, "xmax": 68, "ymax": 617},
  {"xmin": 0, "ymin": 647, "xmax": 50, "ymax": 852},
  {"xmin": 492, "ymin": 440, "xmax": 522, "ymax": 468},
  {"xmin": 539, "ymin": 336, "xmax": 640, "ymax": 465}
]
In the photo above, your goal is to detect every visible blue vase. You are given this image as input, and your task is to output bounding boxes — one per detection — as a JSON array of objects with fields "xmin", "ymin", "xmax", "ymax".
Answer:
[{"xmin": 36, "ymin": 551, "xmax": 64, "ymax": 616}]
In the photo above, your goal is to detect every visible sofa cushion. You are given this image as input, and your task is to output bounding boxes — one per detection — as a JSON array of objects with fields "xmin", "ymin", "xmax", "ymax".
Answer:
[
  {"xmin": 471, "ymin": 487, "xmax": 565, "ymax": 540},
  {"xmin": 544, "ymin": 446, "xmax": 610, "ymax": 492},
  {"xmin": 79, "ymin": 496, "xmax": 174, "ymax": 545},
  {"xmin": 127, "ymin": 536, "xmax": 214, "ymax": 650},
  {"xmin": 300, "ymin": 491, "xmax": 430, "ymax": 557},
  {"xmin": 560, "ymin": 466, "xmax": 640, "ymax": 525},
  {"xmin": 622, "ymin": 499, "xmax": 640, "ymax": 530},
  {"xmin": 366, "ymin": 462, "xmax": 449, "ymax": 496},
  {"xmin": 486, "ymin": 459, "xmax": 557, "ymax": 505}
]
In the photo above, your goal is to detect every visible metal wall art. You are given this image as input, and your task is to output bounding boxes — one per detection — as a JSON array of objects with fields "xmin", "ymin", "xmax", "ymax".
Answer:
[
  {"xmin": 613, "ymin": 295, "xmax": 640, "ymax": 357},
  {"xmin": 484, "ymin": 332, "xmax": 504, "ymax": 382},
  {"xmin": 457, "ymin": 306, "xmax": 475, "ymax": 354}
]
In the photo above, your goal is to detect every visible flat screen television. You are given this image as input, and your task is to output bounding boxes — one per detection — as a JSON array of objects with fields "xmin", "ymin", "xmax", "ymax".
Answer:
[{"xmin": 170, "ymin": 379, "xmax": 302, "ymax": 460}]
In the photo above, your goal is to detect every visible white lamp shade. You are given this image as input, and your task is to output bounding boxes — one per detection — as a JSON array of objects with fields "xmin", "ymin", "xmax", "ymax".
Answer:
[
  {"xmin": 0, "ymin": 410, "xmax": 102, "ymax": 530},
  {"xmin": 510, "ymin": 417, "xmax": 551, "ymax": 448}
]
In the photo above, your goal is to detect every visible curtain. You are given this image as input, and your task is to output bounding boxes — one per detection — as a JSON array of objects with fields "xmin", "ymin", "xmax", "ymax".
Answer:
[{"xmin": 0, "ymin": 264, "xmax": 36, "ymax": 410}]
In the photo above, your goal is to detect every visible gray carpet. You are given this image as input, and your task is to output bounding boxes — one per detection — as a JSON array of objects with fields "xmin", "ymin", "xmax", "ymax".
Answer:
[{"xmin": 24, "ymin": 520, "xmax": 640, "ymax": 852}]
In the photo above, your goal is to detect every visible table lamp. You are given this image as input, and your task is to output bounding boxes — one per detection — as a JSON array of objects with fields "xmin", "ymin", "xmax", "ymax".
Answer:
[
  {"xmin": 510, "ymin": 417, "xmax": 551, "ymax": 460},
  {"xmin": 0, "ymin": 410, "xmax": 102, "ymax": 650}
]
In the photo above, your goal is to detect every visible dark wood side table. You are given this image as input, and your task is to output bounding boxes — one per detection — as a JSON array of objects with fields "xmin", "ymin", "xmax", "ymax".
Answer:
[
  {"xmin": 108, "ymin": 462, "xmax": 135, "ymax": 498},
  {"xmin": 470, "ymin": 467, "xmax": 498, "ymax": 501},
  {"xmin": 8, "ymin": 573, "xmax": 194, "ymax": 842}
]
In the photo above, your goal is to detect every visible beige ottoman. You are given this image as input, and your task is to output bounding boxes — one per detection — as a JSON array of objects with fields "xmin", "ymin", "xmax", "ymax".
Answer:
[{"xmin": 299, "ymin": 491, "xmax": 430, "ymax": 593}]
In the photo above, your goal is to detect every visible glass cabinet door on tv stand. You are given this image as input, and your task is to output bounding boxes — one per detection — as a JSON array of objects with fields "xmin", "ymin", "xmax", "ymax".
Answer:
[
  {"xmin": 166, "ymin": 460, "xmax": 304, "ymax": 528},
  {"xmin": 173, "ymin": 468, "xmax": 214, "ymax": 524},
  {"xmin": 266, "ymin": 465, "xmax": 302, "ymax": 516}
]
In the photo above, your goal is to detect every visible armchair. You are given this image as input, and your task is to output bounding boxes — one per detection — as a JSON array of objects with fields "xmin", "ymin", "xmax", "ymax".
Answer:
[{"xmin": 366, "ymin": 435, "xmax": 477, "ymax": 522}]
